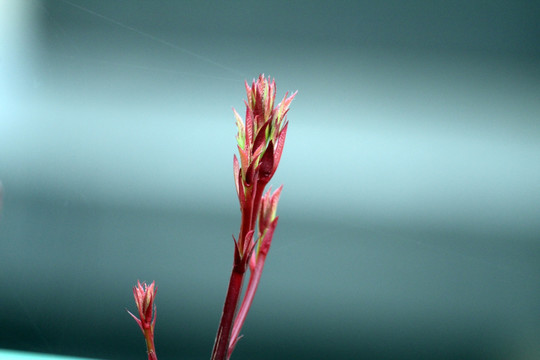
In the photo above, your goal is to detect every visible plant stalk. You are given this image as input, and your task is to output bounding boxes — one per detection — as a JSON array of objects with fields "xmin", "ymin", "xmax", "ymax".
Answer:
[
  {"xmin": 210, "ymin": 262, "xmax": 246, "ymax": 360},
  {"xmin": 227, "ymin": 254, "xmax": 267, "ymax": 359},
  {"xmin": 143, "ymin": 328, "xmax": 157, "ymax": 360}
]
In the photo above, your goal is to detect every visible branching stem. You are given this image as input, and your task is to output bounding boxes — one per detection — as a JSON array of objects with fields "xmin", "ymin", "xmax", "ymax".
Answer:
[{"xmin": 210, "ymin": 264, "xmax": 246, "ymax": 360}]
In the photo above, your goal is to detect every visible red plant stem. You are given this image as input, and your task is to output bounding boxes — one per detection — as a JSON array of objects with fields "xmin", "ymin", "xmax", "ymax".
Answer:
[
  {"xmin": 251, "ymin": 181, "xmax": 267, "ymax": 232},
  {"xmin": 211, "ymin": 260, "xmax": 246, "ymax": 360},
  {"xmin": 212, "ymin": 177, "xmax": 262, "ymax": 360},
  {"xmin": 143, "ymin": 328, "xmax": 158, "ymax": 360},
  {"xmin": 227, "ymin": 254, "xmax": 267, "ymax": 359},
  {"xmin": 240, "ymin": 183, "xmax": 256, "ymax": 246}
]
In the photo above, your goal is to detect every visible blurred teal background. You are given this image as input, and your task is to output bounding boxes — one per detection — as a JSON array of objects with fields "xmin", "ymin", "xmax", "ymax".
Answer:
[{"xmin": 1, "ymin": 1, "xmax": 539, "ymax": 359}]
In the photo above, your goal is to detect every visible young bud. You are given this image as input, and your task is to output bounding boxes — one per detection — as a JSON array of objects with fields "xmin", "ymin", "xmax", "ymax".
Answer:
[{"xmin": 128, "ymin": 281, "xmax": 158, "ymax": 360}]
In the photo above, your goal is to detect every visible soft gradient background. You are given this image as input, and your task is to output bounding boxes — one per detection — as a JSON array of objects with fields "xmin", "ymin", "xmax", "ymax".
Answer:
[{"xmin": 1, "ymin": 1, "xmax": 539, "ymax": 359}]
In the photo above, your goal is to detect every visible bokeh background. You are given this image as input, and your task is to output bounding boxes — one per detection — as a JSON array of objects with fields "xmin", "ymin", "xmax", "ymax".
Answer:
[{"xmin": 1, "ymin": 1, "xmax": 539, "ymax": 359}]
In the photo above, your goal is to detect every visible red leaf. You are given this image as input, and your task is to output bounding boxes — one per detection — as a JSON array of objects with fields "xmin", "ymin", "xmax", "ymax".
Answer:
[
  {"xmin": 243, "ymin": 230, "xmax": 255, "ymax": 261},
  {"xmin": 245, "ymin": 105, "xmax": 253, "ymax": 154},
  {"xmin": 237, "ymin": 174, "xmax": 245, "ymax": 209},
  {"xmin": 233, "ymin": 155, "xmax": 244, "ymax": 208},
  {"xmin": 237, "ymin": 145, "xmax": 249, "ymax": 176},
  {"xmin": 259, "ymin": 217, "xmax": 278, "ymax": 256},
  {"xmin": 253, "ymin": 120, "xmax": 269, "ymax": 153},
  {"xmin": 244, "ymin": 81, "xmax": 252, "ymax": 106},
  {"xmin": 270, "ymin": 186, "xmax": 283, "ymax": 215},
  {"xmin": 259, "ymin": 141, "xmax": 274, "ymax": 180},
  {"xmin": 244, "ymin": 162, "xmax": 255, "ymax": 186},
  {"xmin": 273, "ymin": 122, "xmax": 288, "ymax": 172}
]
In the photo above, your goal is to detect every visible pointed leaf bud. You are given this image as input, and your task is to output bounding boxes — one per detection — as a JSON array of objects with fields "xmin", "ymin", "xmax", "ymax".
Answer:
[
  {"xmin": 258, "ymin": 142, "xmax": 274, "ymax": 182},
  {"xmin": 258, "ymin": 186, "xmax": 282, "ymax": 235}
]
